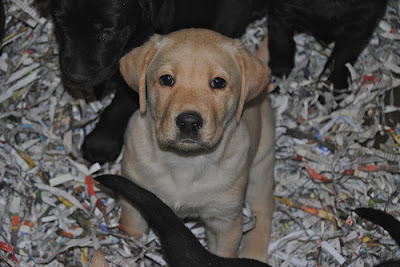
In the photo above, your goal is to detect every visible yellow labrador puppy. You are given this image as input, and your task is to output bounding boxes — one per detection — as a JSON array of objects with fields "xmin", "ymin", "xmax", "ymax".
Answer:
[{"xmin": 119, "ymin": 28, "xmax": 275, "ymax": 262}]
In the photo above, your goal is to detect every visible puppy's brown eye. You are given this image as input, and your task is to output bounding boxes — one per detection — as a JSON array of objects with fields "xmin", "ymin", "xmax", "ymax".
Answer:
[
  {"xmin": 210, "ymin": 77, "xmax": 226, "ymax": 89},
  {"xmin": 159, "ymin": 75, "xmax": 174, "ymax": 86}
]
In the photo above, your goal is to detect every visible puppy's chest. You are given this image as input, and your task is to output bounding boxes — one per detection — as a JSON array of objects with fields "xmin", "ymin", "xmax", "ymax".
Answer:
[{"xmin": 138, "ymin": 156, "xmax": 243, "ymax": 218}]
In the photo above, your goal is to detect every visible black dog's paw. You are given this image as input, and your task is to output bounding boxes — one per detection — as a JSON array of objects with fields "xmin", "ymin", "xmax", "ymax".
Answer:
[
  {"xmin": 269, "ymin": 62, "xmax": 293, "ymax": 78},
  {"xmin": 328, "ymin": 70, "xmax": 349, "ymax": 90},
  {"xmin": 82, "ymin": 130, "xmax": 123, "ymax": 164}
]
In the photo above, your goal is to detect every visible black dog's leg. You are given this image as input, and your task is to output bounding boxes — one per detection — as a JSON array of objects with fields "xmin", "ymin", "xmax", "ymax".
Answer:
[
  {"xmin": 329, "ymin": 3, "xmax": 387, "ymax": 89},
  {"xmin": 267, "ymin": 16, "xmax": 295, "ymax": 77},
  {"xmin": 82, "ymin": 75, "xmax": 139, "ymax": 164},
  {"xmin": 328, "ymin": 35, "xmax": 371, "ymax": 89}
]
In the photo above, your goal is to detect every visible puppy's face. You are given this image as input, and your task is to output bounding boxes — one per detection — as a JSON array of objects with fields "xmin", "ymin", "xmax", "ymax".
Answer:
[
  {"xmin": 51, "ymin": 0, "xmax": 136, "ymax": 85},
  {"xmin": 147, "ymin": 40, "xmax": 242, "ymax": 151},
  {"xmin": 121, "ymin": 29, "xmax": 271, "ymax": 151}
]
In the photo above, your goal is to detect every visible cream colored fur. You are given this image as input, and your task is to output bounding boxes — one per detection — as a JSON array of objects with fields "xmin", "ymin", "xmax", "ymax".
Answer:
[{"xmin": 118, "ymin": 29, "xmax": 275, "ymax": 263}]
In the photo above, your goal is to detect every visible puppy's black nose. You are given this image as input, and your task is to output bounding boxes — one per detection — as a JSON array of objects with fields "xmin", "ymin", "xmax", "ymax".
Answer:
[
  {"xmin": 65, "ymin": 72, "xmax": 89, "ymax": 84},
  {"xmin": 62, "ymin": 56, "xmax": 92, "ymax": 84},
  {"xmin": 176, "ymin": 112, "xmax": 203, "ymax": 136}
]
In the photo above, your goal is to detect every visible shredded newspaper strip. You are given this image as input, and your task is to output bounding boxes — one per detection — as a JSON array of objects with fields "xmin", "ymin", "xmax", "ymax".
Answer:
[{"xmin": 0, "ymin": 0, "xmax": 399, "ymax": 266}]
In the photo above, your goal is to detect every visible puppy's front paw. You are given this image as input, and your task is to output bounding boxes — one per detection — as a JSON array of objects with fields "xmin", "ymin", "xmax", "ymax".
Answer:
[{"xmin": 82, "ymin": 130, "xmax": 123, "ymax": 164}]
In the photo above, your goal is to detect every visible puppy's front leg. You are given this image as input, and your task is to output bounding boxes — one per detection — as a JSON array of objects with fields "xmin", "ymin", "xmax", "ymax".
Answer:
[
  {"xmin": 204, "ymin": 211, "xmax": 243, "ymax": 258},
  {"xmin": 240, "ymin": 197, "xmax": 274, "ymax": 262},
  {"xmin": 120, "ymin": 198, "xmax": 149, "ymax": 239},
  {"xmin": 240, "ymin": 152, "xmax": 275, "ymax": 263}
]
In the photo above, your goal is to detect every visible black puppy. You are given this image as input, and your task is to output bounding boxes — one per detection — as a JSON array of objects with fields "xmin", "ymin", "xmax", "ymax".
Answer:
[
  {"xmin": 51, "ymin": 0, "xmax": 161, "ymax": 164},
  {"xmin": 267, "ymin": 0, "xmax": 388, "ymax": 89},
  {"xmin": 95, "ymin": 175, "xmax": 271, "ymax": 267},
  {"xmin": 355, "ymin": 208, "xmax": 400, "ymax": 266},
  {"xmin": 51, "ymin": 0, "xmax": 268, "ymax": 164}
]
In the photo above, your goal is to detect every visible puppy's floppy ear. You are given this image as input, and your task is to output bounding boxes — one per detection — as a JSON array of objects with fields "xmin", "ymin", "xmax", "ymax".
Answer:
[
  {"xmin": 256, "ymin": 35, "xmax": 270, "ymax": 66},
  {"xmin": 233, "ymin": 39, "xmax": 271, "ymax": 124},
  {"xmin": 120, "ymin": 34, "xmax": 161, "ymax": 114}
]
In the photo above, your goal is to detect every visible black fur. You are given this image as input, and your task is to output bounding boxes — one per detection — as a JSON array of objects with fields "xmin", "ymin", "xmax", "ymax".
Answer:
[
  {"xmin": 51, "ymin": 0, "xmax": 154, "ymax": 85},
  {"xmin": 95, "ymin": 174, "xmax": 270, "ymax": 267},
  {"xmin": 154, "ymin": 0, "xmax": 268, "ymax": 38},
  {"xmin": 34, "ymin": 0, "xmax": 52, "ymax": 18},
  {"xmin": 51, "ymin": 0, "xmax": 267, "ymax": 164},
  {"xmin": 51, "ymin": 0, "xmax": 156, "ymax": 164},
  {"xmin": 267, "ymin": 0, "xmax": 388, "ymax": 89},
  {"xmin": 355, "ymin": 208, "xmax": 400, "ymax": 266}
]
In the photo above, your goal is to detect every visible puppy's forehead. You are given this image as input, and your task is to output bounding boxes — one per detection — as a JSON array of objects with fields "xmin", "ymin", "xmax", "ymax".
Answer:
[
  {"xmin": 154, "ymin": 30, "xmax": 238, "ymax": 69},
  {"xmin": 166, "ymin": 29, "xmax": 233, "ymax": 47}
]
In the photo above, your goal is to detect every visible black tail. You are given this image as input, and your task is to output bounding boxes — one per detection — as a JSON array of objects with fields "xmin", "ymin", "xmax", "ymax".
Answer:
[
  {"xmin": 355, "ymin": 208, "xmax": 400, "ymax": 246},
  {"xmin": 355, "ymin": 208, "xmax": 400, "ymax": 266},
  {"xmin": 95, "ymin": 175, "xmax": 269, "ymax": 267}
]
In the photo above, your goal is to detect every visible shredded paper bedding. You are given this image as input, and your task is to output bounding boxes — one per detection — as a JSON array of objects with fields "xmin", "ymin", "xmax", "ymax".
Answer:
[{"xmin": 0, "ymin": 0, "xmax": 399, "ymax": 266}]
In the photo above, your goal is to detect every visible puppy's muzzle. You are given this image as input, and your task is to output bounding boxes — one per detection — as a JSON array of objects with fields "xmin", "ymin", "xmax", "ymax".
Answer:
[{"xmin": 176, "ymin": 111, "xmax": 203, "ymax": 140}]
